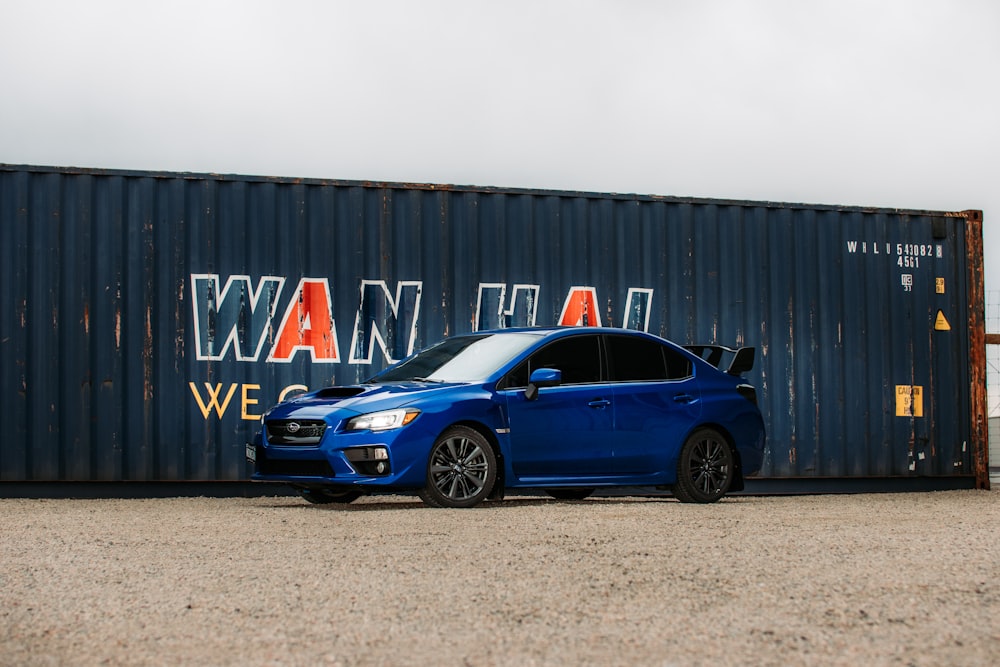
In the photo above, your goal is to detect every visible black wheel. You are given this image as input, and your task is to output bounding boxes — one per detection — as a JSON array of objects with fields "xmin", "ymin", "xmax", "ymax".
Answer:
[
  {"xmin": 296, "ymin": 486, "xmax": 363, "ymax": 504},
  {"xmin": 672, "ymin": 428, "xmax": 734, "ymax": 503},
  {"xmin": 545, "ymin": 489, "xmax": 594, "ymax": 501},
  {"xmin": 419, "ymin": 426, "xmax": 497, "ymax": 508}
]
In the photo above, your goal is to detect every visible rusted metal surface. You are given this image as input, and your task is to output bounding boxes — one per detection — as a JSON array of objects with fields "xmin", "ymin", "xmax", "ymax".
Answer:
[
  {"xmin": 0, "ymin": 164, "xmax": 986, "ymax": 488},
  {"xmin": 963, "ymin": 210, "xmax": 989, "ymax": 488}
]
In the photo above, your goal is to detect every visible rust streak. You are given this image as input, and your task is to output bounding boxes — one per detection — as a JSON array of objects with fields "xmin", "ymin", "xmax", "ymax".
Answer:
[
  {"xmin": 963, "ymin": 210, "xmax": 989, "ymax": 489},
  {"xmin": 144, "ymin": 305, "xmax": 154, "ymax": 401}
]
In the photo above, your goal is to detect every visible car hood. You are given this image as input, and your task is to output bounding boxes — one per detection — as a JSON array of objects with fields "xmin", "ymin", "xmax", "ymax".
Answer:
[{"xmin": 265, "ymin": 382, "xmax": 464, "ymax": 421}]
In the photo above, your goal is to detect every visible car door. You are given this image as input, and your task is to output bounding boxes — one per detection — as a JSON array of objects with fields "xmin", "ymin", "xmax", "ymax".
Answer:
[
  {"xmin": 502, "ymin": 334, "xmax": 616, "ymax": 481},
  {"xmin": 604, "ymin": 334, "xmax": 702, "ymax": 477}
]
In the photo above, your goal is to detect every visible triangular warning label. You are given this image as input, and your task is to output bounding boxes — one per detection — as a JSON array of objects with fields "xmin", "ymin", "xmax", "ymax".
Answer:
[{"xmin": 934, "ymin": 310, "xmax": 951, "ymax": 331}]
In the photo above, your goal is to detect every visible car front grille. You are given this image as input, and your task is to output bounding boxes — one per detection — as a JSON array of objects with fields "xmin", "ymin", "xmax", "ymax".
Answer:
[
  {"xmin": 266, "ymin": 419, "xmax": 327, "ymax": 445},
  {"xmin": 256, "ymin": 451, "xmax": 335, "ymax": 477}
]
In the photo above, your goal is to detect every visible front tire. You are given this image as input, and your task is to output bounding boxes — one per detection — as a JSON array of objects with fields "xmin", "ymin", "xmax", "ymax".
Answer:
[
  {"xmin": 419, "ymin": 426, "xmax": 497, "ymax": 508},
  {"xmin": 672, "ymin": 428, "xmax": 734, "ymax": 503},
  {"xmin": 296, "ymin": 486, "xmax": 363, "ymax": 504}
]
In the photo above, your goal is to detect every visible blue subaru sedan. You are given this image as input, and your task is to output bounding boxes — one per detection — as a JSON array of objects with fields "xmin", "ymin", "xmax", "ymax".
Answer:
[{"xmin": 248, "ymin": 327, "xmax": 765, "ymax": 507}]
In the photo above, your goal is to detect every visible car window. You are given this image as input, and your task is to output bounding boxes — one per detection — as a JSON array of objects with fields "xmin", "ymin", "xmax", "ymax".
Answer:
[
  {"xmin": 501, "ymin": 335, "xmax": 602, "ymax": 388},
  {"xmin": 373, "ymin": 333, "xmax": 540, "ymax": 383},
  {"xmin": 664, "ymin": 346, "xmax": 693, "ymax": 379},
  {"xmin": 606, "ymin": 334, "xmax": 692, "ymax": 381}
]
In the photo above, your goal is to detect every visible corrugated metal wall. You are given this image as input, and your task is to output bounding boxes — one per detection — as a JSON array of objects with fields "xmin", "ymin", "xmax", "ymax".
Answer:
[
  {"xmin": 0, "ymin": 164, "xmax": 986, "ymax": 485},
  {"xmin": 990, "ymin": 417, "xmax": 999, "ymax": 468}
]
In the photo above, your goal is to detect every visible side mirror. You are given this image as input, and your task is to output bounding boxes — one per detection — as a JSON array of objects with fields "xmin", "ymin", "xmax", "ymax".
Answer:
[{"xmin": 525, "ymin": 368, "xmax": 562, "ymax": 401}]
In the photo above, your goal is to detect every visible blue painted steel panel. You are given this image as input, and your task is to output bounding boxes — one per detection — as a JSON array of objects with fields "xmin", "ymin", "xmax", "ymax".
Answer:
[{"xmin": 0, "ymin": 164, "xmax": 987, "ymax": 485}]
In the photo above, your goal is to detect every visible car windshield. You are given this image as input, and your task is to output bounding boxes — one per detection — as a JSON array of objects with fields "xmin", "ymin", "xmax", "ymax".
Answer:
[{"xmin": 371, "ymin": 333, "xmax": 540, "ymax": 383}]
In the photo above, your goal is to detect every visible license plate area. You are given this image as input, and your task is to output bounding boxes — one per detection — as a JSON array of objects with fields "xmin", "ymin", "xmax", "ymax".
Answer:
[{"xmin": 245, "ymin": 443, "xmax": 257, "ymax": 464}]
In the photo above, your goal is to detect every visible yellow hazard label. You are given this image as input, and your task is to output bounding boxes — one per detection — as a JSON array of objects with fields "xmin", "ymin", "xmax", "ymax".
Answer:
[
  {"xmin": 935, "ymin": 277, "xmax": 945, "ymax": 294},
  {"xmin": 896, "ymin": 385, "xmax": 923, "ymax": 417},
  {"xmin": 934, "ymin": 310, "xmax": 951, "ymax": 331}
]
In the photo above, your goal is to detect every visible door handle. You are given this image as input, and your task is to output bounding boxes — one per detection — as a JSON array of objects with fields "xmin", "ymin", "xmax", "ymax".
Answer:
[
  {"xmin": 673, "ymin": 393, "xmax": 697, "ymax": 404},
  {"xmin": 588, "ymin": 399, "xmax": 611, "ymax": 409}
]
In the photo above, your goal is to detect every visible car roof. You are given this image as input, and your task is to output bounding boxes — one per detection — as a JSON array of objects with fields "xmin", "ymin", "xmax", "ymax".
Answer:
[
  {"xmin": 468, "ymin": 326, "xmax": 659, "ymax": 337},
  {"xmin": 460, "ymin": 326, "xmax": 714, "ymax": 370}
]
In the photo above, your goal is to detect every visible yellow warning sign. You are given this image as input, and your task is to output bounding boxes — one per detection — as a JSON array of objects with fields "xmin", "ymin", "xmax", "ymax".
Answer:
[
  {"xmin": 935, "ymin": 277, "xmax": 945, "ymax": 294},
  {"xmin": 934, "ymin": 310, "xmax": 951, "ymax": 331},
  {"xmin": 896, "ymin": 385, "xmax": 923, "ymax": 417}
]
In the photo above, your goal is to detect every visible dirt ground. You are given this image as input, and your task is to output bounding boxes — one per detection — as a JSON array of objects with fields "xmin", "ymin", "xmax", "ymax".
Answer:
[{"xmin": 2, "ymin": 489, "xmax": 999, "ymax": 666}]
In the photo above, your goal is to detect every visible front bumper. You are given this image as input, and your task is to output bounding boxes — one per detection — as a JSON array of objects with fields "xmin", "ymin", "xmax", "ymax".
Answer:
[{"xmin": 248, "ymin": 424, "xmax": 434, "ymax": 489}]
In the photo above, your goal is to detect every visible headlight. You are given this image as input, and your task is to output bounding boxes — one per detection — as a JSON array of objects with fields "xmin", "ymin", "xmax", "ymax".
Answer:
[{"xmin": 346, "ymin": 408, "xmax": 420, "ymax": 432}]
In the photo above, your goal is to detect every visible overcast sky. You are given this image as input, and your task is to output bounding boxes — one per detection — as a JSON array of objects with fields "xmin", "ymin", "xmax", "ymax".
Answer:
[{"xmin": 1, "ymin": 0, "xmax": 997, "ymax": 293}]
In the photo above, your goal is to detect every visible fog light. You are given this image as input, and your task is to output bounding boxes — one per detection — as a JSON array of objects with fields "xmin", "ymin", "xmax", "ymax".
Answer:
[{"xmin": 344, "ymin": 447, "xmax": 391, "ymax": 476}]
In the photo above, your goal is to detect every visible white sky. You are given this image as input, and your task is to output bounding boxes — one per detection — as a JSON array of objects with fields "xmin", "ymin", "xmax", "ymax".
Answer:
[{"xmin": 1, "ymin": 0, "xmax": 998, "ymax": 292}]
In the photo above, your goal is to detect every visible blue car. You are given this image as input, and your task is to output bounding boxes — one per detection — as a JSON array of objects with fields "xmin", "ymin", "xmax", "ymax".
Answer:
[{"xmin": 248, "ymin": 327, "xmax": 765, "ymax": 507}]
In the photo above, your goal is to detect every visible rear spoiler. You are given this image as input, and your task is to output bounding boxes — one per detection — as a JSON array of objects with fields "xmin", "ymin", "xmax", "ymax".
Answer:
[{"xmin": 684, "ymin": 345, "xmax": 755, "ymax": 376}]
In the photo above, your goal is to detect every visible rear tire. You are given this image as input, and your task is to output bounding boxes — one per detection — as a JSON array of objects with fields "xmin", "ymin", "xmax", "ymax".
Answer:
[
  {"xmin": 545, "ymin": 489, "xmax": 594, "ymax": 501},
  {"xmin": 419, "ymin": 426, "xmax": 497, "ymax": 508},
  {"xmin": 672, "ymin": 428, "xmax": 734, "ymax": 503}
]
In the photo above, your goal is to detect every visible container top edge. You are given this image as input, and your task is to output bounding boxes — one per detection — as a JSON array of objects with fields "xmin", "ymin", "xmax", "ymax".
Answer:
[{"xmin": 0, "ymin": 163, "xmax": 979, "ymax": 218}]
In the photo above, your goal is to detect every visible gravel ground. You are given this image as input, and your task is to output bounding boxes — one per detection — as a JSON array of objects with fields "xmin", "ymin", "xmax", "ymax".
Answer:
[{"xmin": 2, "ymin": 490, "xmax": 999, "ymax": 667}]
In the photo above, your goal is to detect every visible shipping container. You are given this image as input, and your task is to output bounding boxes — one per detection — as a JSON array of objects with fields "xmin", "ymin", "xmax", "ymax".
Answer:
[{"xmin": 0, "ymin": 164, "xmax": 988, "ymax": 490}]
